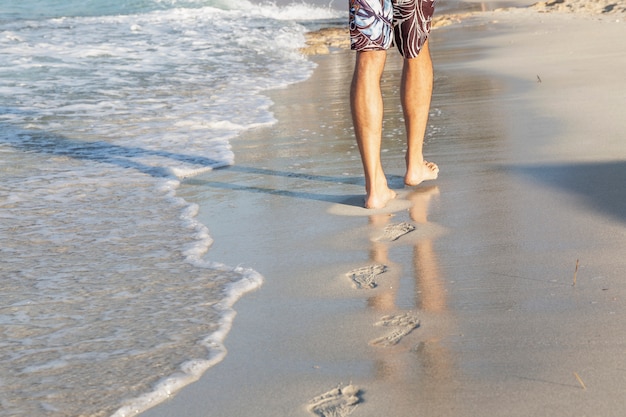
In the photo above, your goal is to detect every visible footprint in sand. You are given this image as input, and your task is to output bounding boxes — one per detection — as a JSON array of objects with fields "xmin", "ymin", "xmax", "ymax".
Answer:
[
  {"xmin": 346, "ymin": 264, "xmax": 387, "ymax": 289},
  {"xmin": 307, "ymin": 384, "xmax": 361, "ymax": 417},
  {"xmin": 369, "ymin": 313, "xmax": 420, "ymax": 347},
  {"xmin": 372, "ymin": 222, "xmax": 416, "ymax": 242}
]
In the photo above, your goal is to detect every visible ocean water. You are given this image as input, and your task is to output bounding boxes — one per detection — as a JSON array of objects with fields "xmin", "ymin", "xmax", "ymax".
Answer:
[{"xmin": 0, "ymin": 1, "xmax": 344, "ymax": 416}]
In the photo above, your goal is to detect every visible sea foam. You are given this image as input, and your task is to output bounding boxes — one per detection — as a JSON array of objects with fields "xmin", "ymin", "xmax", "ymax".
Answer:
[{"xmin": 0, "ymin": 1, "xmax": 344, "ymax": 416}]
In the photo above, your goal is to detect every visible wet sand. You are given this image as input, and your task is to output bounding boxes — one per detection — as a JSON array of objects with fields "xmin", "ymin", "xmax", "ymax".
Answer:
[{"xmin": 142, "ymin": 3, "xmax": 626, "ymax": 417}]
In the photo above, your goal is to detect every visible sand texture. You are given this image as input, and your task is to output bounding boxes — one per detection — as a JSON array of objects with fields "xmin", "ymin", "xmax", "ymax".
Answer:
[
  {"xmin": 346, "ymin": 264, "xmax": 388, "ymax": 289},
  {"xmin": 307, "ymin": 385, "xmax": 361, "ymax": 417},
  {"xmin": 530, "ymin": 0, "xmax": 626, "ymax": 15},
  {"xmin": 142, "ymin": 1, "xmax": 626, "ymax": 416}
]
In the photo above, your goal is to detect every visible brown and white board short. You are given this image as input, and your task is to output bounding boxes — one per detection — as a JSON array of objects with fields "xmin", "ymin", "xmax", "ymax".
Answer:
[{"xmin": 349, "ymin": 0, "xmax": 436, "ymax": 58}]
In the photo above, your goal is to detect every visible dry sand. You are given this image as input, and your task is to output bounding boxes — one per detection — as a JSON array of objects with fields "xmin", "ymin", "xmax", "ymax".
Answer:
[{"xmin": 142, "ymin": 2, "xmax": 626, "ymax": 416}]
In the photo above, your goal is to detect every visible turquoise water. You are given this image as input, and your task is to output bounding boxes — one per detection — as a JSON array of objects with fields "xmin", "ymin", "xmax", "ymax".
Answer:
[{"xmin": 0, "ymin": 1, "xmax": 344, "ymax": 416}]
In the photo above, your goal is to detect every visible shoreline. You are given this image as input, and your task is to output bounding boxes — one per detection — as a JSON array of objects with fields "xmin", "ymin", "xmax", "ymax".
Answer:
[
  {"xmin": 300, "ymin": 0, "xmax": 624, "ymax": 55},
  {"xmin": 142, "ymin": 3, "xmax": 626, "ymax": 416}
]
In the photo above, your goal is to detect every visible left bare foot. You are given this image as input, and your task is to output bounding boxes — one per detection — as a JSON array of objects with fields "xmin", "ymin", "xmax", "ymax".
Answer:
[
  {"xmin": 364, "ymin": 186, "xmax": 397, "ymax": 209},
  {"xmin": 404, "ymin": 160, "xmax": 439, "ymax": 186}
]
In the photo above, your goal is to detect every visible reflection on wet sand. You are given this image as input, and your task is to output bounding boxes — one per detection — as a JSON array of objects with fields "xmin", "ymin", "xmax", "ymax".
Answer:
[
  {"xmin": 365, "ymin": 186, "xmax": 458, "ymax": 404},
  {"xmin": 408, "ymin": 187, "xmax": 447, "ymax": 314}
]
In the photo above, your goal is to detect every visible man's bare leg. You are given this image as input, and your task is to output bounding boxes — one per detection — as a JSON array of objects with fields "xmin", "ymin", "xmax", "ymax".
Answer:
[
  {"xmin": 351, "ymin": 50, "xmax": 397, "ymax": 209},
  {"xmin": 402, "ymin": 40, "xmax": 439, "ymax": 186}
]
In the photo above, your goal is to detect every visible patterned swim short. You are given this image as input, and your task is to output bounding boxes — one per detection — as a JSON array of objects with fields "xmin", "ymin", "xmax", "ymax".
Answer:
[{"xmin": 349, "ymin": 0, "xmax": 436, "ymax": 58}]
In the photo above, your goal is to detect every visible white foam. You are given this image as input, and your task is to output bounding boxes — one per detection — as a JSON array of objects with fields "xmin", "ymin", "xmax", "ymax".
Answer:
[
  {"xmin": 110, "ymin": 266, "xmax": 263, "ymax": 417},
  {"xmin": 21, "ymin": 360, "xmax": 69, "ymax": 374},
  {"xmin": 0, "ymin": 1, "xmax": 338, "ymax": 416}
]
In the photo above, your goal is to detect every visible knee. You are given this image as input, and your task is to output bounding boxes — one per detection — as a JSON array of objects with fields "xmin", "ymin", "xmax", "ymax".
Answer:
[{"xmin": 356, "ymin": 50, "xmax": 387, "ymax": 72}]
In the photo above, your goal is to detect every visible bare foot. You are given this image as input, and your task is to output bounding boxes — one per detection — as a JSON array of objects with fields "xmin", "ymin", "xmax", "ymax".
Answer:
[
  {"xmin": 364, "ymin": 187, "xmax": 397, "ymax": 209},
  {"xmin": 404, "ymin": 160, "xmax": 439, "ymax": 186}
]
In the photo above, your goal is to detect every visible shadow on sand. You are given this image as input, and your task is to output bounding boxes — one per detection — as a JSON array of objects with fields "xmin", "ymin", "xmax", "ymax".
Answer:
[
  {"xmin": 2, "ymin": 123, "xmax": 387, "ymax": 207},
  {"xmin": 510, "ymin": 161, "xmax": 626, "ymax": 223}
]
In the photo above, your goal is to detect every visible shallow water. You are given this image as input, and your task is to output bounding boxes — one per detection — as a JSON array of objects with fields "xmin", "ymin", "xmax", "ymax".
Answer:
[{"xmin": 0, "ymin": 1, "xmax": 343, "ymax": 415}]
